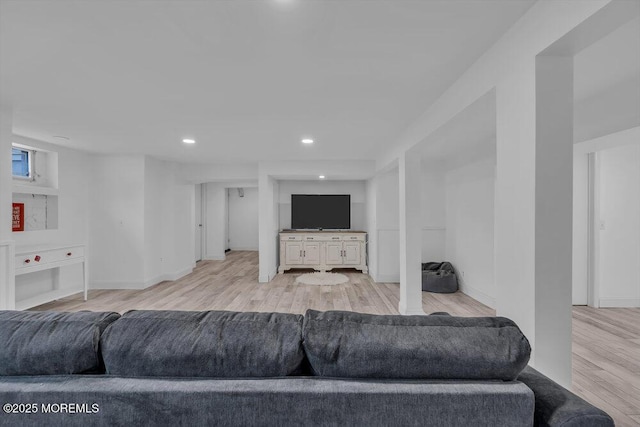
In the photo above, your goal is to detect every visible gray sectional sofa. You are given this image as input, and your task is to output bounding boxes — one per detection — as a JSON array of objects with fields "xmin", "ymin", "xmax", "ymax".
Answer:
[{"xmin": 0, "ymin": 309, "xmax": 613, "ymax": 426}]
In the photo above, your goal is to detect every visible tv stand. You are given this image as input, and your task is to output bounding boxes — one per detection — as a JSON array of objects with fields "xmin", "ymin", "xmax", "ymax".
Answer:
[{"xmin": 278, "ymin": 231, "xmax": 367, "ymax": 274}]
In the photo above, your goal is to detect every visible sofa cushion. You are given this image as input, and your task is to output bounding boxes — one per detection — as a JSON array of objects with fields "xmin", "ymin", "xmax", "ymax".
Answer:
[
  {"xmin": 101, "ymin": 310, "xmax": 307, "ymax": 377},
  {"xmin": 0, "ymin": 310, "xmax": 121, "ymax": 375},
  {"xmin": 302, "ymin": 310, "xmax": 531, "ymax": 380}
]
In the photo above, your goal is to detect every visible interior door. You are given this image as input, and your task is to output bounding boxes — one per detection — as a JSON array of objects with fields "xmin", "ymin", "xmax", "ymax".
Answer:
[
  {"xmin": 303, "ymin": 242, "xmax": 321, "ymax": 265},
  {"xmin": 343, "ymin": 242, "xmax": 361, "ymax": 265},
  {"xmin": 325, "ymin": 242, "xmax": 344, "ymax": 265},
  {"xmin": 285, "ymin": 242, "xmax": 304, "ymax": 265},
  {"xmin": 194, "ymin": 184, "xmax": 203, "ymax": 262}
]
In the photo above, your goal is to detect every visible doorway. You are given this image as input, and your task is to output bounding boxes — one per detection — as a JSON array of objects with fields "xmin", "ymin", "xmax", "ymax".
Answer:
[{"xmin": 195, "ymin": 184, "xmax": 203, "ymax": 262}]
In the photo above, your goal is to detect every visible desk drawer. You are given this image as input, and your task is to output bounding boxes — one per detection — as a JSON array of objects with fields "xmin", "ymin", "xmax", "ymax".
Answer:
[{"xmin": 16, "ymin": 247, "xmax": 85, "ymax": 269}]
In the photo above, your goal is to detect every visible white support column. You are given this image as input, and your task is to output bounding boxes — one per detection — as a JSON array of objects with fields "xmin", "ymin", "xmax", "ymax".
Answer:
[
  {"xmin": 534, "ymin": 55, "xmax": 574, "ymax": 387},
  {"xmin": 0, "ymin": 106, "xmax": 15, "ymax": 309},
  {"xmin": 495, "ymin": 55, "xmax": 573, "ymax": 388},
  {"xmin": 398, "ymin": 150, "xmax": 425, "ymax": 315},
  {"xmin": 258, "ymin": 172, "xmax": 275, "ymax": 283}
]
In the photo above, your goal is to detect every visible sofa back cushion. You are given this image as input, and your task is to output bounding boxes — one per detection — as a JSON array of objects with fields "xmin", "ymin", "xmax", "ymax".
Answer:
[
  {"xmin": 0, "ymin": 310, "xmax": 121, "ymax": 376},
  {"xmin": 302, "ymin": 310, "xmax": 531, "ymax": 380},
  {"xmin": 101, "ymin": 310, "xmax": 307, "ymax": 377}
]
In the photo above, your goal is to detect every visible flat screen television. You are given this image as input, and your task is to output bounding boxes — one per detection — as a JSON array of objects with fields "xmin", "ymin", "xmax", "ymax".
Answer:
[{"xmin": 291, "ymin": 194, "xmax": 350, "ymax": 230}]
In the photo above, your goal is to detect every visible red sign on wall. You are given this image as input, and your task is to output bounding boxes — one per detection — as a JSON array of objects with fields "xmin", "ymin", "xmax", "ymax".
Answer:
[{"xmin": 12, "ymin": 203, "xmax": 24, "ymax": 232}]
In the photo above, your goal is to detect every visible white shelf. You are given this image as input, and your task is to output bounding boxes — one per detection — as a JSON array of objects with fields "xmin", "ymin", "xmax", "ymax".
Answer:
[
  {"xmin": 12, "ymin": 183, "xmax": 59, "ymax": 196},
  {"xmin": 16, "ymin": 288, "xmax": 84, "ymax": 311}
]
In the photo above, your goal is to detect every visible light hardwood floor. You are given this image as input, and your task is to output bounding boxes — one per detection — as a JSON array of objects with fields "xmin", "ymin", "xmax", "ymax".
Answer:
[{"xmin": 35, "ymin": 251, "xmax": 640, "ymax": 426}]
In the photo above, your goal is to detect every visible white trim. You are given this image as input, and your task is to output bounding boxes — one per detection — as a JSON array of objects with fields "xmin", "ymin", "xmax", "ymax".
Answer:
[
  {"xmin": 574, "ymin": 126, "xmax": 640, "ymax": 154},
  {"xmin": 92, "ymin": 265, "xmax": 195, "ymax": 290},
  {"xmin": 268, "ymin": 267, "xmax": 278, "ymax": 282},
  {"xmin": 204, "ymin": 254, "xmax": 226, "ymax": 261},
  {"xmin": 375, "ymin": 274, "xmax": 400, "ymax": 283},
  {"xmin": 259, "ymin": 274, "xmax": 270, "ymax": 283},
  {"xmin": 458, "ymin": 284, "xmax": 496, "ymax": 309},
  {"xmin": 228, "ymin": 247, "xmax": 259, "ymax": 251},
  {"xmin": 587, "ymin": 152, "xmax": 600, "ymax": 307},
  {"xmin": 91, "ymin": 280, "xmax": 149, "ymax": 290},
  {"xmin": 598, "ymin": 298, "xmax": 640, "ymax": 308},
  {"xmin": 398, "ymin": 303, "xmax": 426, "ymax": 316}
]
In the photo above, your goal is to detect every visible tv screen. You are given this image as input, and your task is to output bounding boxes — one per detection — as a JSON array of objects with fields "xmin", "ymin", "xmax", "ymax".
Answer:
[{"xmin": 291, "ymin": 194, "xmax": 350, "ymax": 230}]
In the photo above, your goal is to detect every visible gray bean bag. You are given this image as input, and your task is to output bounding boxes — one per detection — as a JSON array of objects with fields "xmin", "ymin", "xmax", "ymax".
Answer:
[{"xmin": 422, "ymin": 262, "xmax": 458, "ymax": 293}]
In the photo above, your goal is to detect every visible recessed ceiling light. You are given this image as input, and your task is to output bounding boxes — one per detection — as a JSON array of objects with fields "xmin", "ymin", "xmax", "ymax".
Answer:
[
  {"xmin": 301, "ymin": 138, "xmax": 314, "ymax": 144},
  {"xmin": 319, "ymin": 175, "xmax": 325, "ymax": 179},
  {"xmin": 182, "ymin": 138, "xmax": 196, "ymax": 144}
]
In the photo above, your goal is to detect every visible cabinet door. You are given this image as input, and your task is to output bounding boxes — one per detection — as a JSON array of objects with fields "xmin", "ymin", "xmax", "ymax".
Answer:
[
  {"xmin": 285, "ymin": 242, "xmax": 304, "ymax": 265},
  {"xmin": 343, "ymin": 242, "xmax": 361, "ymax": 265},
  {"xmin": 303, "ymin": 242, "xmax": 321, "ymax": 265},
  {"xmin": 325, "ymin": 242, "xmax": 344, "ymax": 265}
]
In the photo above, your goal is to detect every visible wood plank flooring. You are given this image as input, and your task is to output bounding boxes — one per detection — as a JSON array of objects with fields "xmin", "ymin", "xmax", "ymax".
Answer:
[{"xmin": 34, "ymin": 251, "xmax": 640, "ymax": 426}]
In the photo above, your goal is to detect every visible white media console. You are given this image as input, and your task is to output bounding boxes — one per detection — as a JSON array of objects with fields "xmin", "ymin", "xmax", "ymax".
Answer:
[{"xmin": 278, "ymin": 231, "xmax": 367, "ymax": 274}]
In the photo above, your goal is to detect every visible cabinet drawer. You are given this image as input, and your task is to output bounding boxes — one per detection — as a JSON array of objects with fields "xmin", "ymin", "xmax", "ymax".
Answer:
[
  {"xmin": 344, "ymin": 235, "xmax": 365, "ymax": 241},
  {"xmin": 15, "ymin": 247, "xmax": 85, "ymax": 268},
  {"xmin": 281, "ymin": 235, "xmax": 302, "ymax": 241}
]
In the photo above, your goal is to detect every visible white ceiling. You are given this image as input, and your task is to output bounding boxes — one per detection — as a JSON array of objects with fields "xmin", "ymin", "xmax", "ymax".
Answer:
[
  {"xmin": 414, "ymin": 16, "xmax": 640, "ymax": 166},
  {"xmin": 0, "ymin": 0, "xmax": 535, "ymax": 163},
  {"xmin": 574, "ymin": 16, "xmax": 640, "ymax": 142},
  {"xmin": 418, "ymin": 89, "xmax": 496, "ymax": 171}
]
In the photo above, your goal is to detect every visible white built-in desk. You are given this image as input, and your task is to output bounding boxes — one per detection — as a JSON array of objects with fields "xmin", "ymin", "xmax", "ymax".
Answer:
[{"xmin": 15, "ymin": 244, "xmax": 88, "ymax": 310}]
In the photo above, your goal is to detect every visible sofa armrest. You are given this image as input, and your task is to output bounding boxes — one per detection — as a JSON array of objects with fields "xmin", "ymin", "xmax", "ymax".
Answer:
[{"xmin": 517, "ymin": 366, "xmax": 614, "ymax": 427}]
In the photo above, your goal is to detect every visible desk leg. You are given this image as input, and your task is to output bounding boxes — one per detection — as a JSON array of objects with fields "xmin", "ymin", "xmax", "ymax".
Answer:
[
  {"xmin": 83, "ymin": 260, "xmax": 88, "ymax": 301},
  {"xmin": 52, "ymin": 267, "xmax": 60, "ymax": 291}
]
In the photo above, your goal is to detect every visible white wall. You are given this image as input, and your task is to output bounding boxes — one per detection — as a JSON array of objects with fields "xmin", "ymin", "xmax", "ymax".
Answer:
[
  {"xmin": 90, "ymin": 155, "xmax": 146, "ymax": 287},
  {"xmin": 572, "ymin": 152, "xmax": 589, "ymax": 305},
  {"xmin": 88, "ymin": 153, "xmax": 194, "ymax": 290},
  {"xmin": 444, "ymin": 158, "xmax": 496, "ymax": 308},
  {"xmin": 278, "ymin": 180, "xmax": 366, "ymax": 231},
  {"xmin": 144, "ymin": 157, "xmax": 195, "ymax": 285},
  {"xmin": 228, "ymin": 187, "xmax": 259, "ymax": 251},
  {"xmin": 598, "ymin": 143, "xmax": 640, "ymax": 307}
]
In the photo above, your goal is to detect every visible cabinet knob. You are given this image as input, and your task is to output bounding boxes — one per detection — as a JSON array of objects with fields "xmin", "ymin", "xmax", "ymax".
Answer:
[
  {"xmin": 24, "ymin": 259, "xmax": 31, "ymax": 264},
  {"xmin": 67, "ymin": 252, "xmax": 72, "ymax": 256},
  {"xmin": 34, "ymin": 255, "xmax": 41, "ymax": 262}
]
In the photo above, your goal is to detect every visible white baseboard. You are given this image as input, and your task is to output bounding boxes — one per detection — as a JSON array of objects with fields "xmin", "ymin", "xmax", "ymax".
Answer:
[
  {"xmin": 399, "ymin": 306, "xmax": 427, "ymax": 315},
  {"xmin": 458, "ymin": 283, "xmax": 496, "ymax": 309},
  {"xmin": 204, "ymin": 254, "xmax": 225, "ymax": 261},
  {"xmin": 258, "ymin": 267, "xmax": 279, "ymax": 283},
  {"xmin": 598, "ymin": 298, "xmax": 640, "ymax": 308},
  {"xmin": 145, "ymin": 265, "xmax": 195, "ymax": 288},
  {"xmin": 91, "ymin": 280, "xmax": 149, "ymax": 290},
  {"xmin": 229, "ymin": 247, "xmax": 259, "ymax": 251},
  {"xmin": 375, "ymin": 274, "xmax": 400, "ymax": 283},
  {"xmin": 258, "ymin": 274, "xmax": 270, "ymax": 283},
  {"xmin": 91, "ymin": 265, "xmax": 195, "ymax": 290}
]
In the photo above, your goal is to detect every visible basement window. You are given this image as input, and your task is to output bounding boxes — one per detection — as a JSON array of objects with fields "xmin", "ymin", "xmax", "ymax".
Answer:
[{"xmin": 12, "ymin": 147, "xmax": 33, "ymax": 180}]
